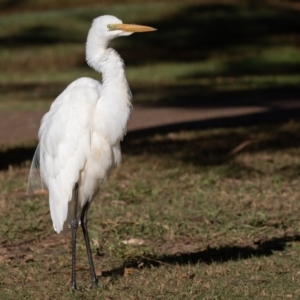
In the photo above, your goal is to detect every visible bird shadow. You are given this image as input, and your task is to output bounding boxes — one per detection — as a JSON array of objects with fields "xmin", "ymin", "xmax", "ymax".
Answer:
[{"xmin": 102, "ymin": 234, "xmax": 300, "ymax": 278}]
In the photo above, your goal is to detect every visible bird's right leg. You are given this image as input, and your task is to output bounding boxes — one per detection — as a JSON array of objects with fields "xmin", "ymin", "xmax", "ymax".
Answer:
[
  {"xmin": 81, "ymin": 201, "xmax": 99, "ymax": 289},
  {"xmin": 70, "ymin": 184, "xmax": 79, "ymax": 291}
]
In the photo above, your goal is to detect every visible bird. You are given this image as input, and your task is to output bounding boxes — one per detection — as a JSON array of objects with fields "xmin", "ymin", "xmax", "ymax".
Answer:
[{"xmin": 27, "ymin": 15, "xmax": 156, "ymax": 291}]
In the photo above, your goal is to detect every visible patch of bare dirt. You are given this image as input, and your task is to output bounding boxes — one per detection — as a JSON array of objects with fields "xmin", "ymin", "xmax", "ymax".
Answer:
[
  {"xmin": 3, "ymin": 101, "xmax": 300, "ymax": 146},
  {"xmin": 0, "ymin": 234, "xmax": 68, "ymax": 264}
]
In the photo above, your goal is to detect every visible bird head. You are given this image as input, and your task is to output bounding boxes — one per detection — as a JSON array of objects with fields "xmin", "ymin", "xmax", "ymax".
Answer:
[
  {"xmin": 91, "ymin": 15, "xmax": 156, "ymax": 40},
  {"xmin": 86, "ymin": 15, "xmax": 156, "ymax": 71}
]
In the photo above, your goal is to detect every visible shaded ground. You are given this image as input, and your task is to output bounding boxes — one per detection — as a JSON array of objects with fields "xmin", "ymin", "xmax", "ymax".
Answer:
[
  {"xmin": 1, "ymin": 98, "xmax": 300, "ymax": 146},
  {"xmin": 2, "ymin": 119, "xmax": 300, "ymax": 298},
  {"xmin": 1, "ymin": 1, "xmax": 300, "ymax": 298}
]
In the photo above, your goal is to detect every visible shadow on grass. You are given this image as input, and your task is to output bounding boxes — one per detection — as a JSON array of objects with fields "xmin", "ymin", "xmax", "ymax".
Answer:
[
  {"xmin": 2, "ymin": 2, "xmax": 300, "ymax": 63},
  {"xmin": 2, "ymin": 81, "xmax": 300, "ymax": 107},
  {"xmin": 0, "ymin": 25, "xmax": 82, "ymax": 45},
  {"xmin": 1, "ymin": 3, "xmax": 300, "ymax": 170},
  {"xmin": 102, "ymin": 234, "xmax": 300, "ymax": 277},
  {"xmin": 0, "ymin": 146, "xmax": 36, "ymax": 170},
  {"xmin": 130, "ymin": 82, "xmax": 300, "ymax": 107},
  {"xmin": 123, "ymin": 112, "xmax": 300, "ymax": 169},
  {"xmin": 115, "ymin": 2, "xmax": 300, "ymax": 66},
  {"xmin": 2, "ymin": 3, "xmax": 300, "ymax": 107},
  {"xmin": 0, "ymin": 0, "xmax": 23, "ymax": 10},
  {"xmin": 1, "ymin": 111, "xmax": 300, "ymax": 172},
  {"xmin": 1, "ymin": 1, "xmax": 300, "ymax": 109},
  {"xmin": 0, "ymin": 82, "xmax": 67, "ymax": 101}
]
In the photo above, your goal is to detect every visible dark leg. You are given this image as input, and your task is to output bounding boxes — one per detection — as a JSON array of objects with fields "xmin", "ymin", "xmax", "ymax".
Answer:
[
  {"xmin": 71, "ymin": 185, "xmax": 79, "ymax": 291},
  {"xmin": 81, "ymin": 202, "xmax": 99, "ymax": 288}
]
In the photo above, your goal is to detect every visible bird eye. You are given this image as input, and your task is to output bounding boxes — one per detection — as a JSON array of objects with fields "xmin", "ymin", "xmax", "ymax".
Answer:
[{"xmin": 107, "ymin": 24, "xmax": 113, "ymax": 30}]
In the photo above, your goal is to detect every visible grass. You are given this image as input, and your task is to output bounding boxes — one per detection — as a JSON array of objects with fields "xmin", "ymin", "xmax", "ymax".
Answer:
[
  {"xmin": 1, "ymin": 0, "xmax": 300, "ymax": 298},
  {"xmin": 2, "ymin": 120, "xmax": 300, "ymax": 298},
  {"xmin": 1, "ymin": 0, "xmax": 300, "ymax": 109}
]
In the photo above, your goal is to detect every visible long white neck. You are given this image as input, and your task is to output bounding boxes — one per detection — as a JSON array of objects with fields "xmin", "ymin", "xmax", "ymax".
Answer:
[
  {"xmin": 85, "ymin": 28, "xmax": 132, "ymax": 145},
  {"xmin": 86, "ymin": 28, "xmax": 132, "ymax": 98},
  {"xmin": 86, "ymin": 29, "xmax": 109, "ymax": 71}
]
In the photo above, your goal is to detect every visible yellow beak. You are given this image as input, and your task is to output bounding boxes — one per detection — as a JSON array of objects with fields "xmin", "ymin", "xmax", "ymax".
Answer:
[{"xmin": 108, "ymin": 23, "xmax": 156, "ymax": 32}]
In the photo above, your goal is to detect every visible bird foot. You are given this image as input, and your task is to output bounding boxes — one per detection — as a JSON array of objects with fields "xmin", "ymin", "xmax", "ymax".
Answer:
[
  {"xmin": 90, "ymin": 279, "xmax": 101, "ymax": 289},
  {"xmin": 70, "ymin": 284, "xmax": 81, "ymax": 292}
]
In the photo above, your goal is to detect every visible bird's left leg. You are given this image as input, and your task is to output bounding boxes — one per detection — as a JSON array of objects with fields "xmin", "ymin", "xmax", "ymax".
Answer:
[
  {"xmin": 81, "ymin": 201, "xmax": 99, "ymax": 289},
  {"xmin": 70, "ymin": 184, "xmax": 79, "ymax": 291}
]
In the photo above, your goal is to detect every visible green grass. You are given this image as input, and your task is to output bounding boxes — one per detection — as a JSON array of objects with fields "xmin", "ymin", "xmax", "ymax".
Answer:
[
  {"xmin": 2, "ymin": 120, "xmax": 300, "ymax": 298},
  {"xmin": 1, "ymin": 0, "xmax": 300, "ymax": 298},
  {"xmin": 1, "ymin": 0, "xmax": 300, "ymax": 109}
]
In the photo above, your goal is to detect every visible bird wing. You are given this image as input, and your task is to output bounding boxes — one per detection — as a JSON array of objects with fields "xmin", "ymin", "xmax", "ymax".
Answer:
[{"xmin": 27, "ymin": 78, "xmax": 101, "ymax": 232}]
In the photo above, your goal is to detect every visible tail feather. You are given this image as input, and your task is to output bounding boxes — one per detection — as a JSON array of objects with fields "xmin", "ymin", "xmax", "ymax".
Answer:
[{"xmin": 27, "ymin": 143, "xmax": 48, "ymax": 194}]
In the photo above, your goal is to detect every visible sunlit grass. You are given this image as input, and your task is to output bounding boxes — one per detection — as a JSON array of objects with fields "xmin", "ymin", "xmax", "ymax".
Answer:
[
  {"xmin": 1, "ymin": 45, "xmax": 300, "ymax": 83},
  {"xmin": 1, "ymin": 1, "xmax": 300, "ymax": 110},
  {"xmin": 1, "ymin": 120, "xmax": 300, "ymax": 298},
  {"xmin": 1, "ymin": 1, "xmax": 300, "ymax": 297}
]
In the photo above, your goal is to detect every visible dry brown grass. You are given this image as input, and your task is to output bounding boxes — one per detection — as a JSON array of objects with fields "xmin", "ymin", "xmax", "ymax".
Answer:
[{"xmin": 1, "ymin": 121, "xmax": 300, "ymax": 298}]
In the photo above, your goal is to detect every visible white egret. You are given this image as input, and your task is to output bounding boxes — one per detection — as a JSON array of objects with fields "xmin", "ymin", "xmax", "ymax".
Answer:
[{"xmin": 27, "ymin": 15, "xmax": 156, "ymax": 290}]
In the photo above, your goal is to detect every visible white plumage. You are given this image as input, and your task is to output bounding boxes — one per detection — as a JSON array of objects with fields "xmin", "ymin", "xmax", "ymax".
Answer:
[
  {"xmin": 27, "ymin": 15, "xmax": 155, "ymax": 290},
  {"xmin": 29, "ymin": 62, "xmax": 130, "ymax": 233}
]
